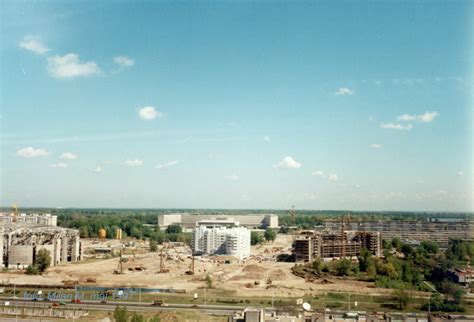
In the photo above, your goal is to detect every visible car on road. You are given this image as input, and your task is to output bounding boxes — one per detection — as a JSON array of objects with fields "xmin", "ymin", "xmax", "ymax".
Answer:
[{"xmin": 151, "ymin": 299, "xmax": 168, "ymax": 306}]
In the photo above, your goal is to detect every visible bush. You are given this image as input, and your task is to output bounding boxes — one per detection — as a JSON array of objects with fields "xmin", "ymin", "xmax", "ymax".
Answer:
[
  {"xmin": 149, "ymin": 240, "xmax": 158, "ymax": 252},
  {"xmin": 25, "ymin": 265, "xmax": 39, "ymax": 275},
  {"xmin": 113, "ymin": 306, "xmax": 128, "ymax": 322},
  {"xmin": 264, "ymin": 228, "xmax": 276, "ymax": 241},
  {"xmin": 130, "ymin": 312, "xmax": 144, "ymax": 322}
]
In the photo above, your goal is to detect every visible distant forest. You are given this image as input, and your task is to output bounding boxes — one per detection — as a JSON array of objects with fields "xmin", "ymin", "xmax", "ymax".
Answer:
[{"xmin": 1, "ymin": 208, "xmax": 472, "ymax": 240}]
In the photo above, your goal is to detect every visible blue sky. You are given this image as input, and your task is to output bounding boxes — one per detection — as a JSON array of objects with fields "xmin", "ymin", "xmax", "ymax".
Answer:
[{"xmin": 1, "ymin": 1, "xmax": 472, "ymax": 211}]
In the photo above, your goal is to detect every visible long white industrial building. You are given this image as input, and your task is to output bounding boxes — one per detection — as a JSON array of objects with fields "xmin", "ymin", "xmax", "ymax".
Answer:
[{"xmin": 158, "ymin": 213, "xmax": 278, "ymax": 229}]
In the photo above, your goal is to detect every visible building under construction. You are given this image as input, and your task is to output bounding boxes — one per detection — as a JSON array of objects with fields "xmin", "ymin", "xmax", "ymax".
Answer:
[
  {"xmin": 0, "ymin": 220, "xmax": 81, "ymax": 269},
  {"xmin": 294, "ymin": 230, "xmax": 381, "ymax": 262},
  {"xmin": 323, "ymin": 218, "xmax": 474, "ymax": 247}
]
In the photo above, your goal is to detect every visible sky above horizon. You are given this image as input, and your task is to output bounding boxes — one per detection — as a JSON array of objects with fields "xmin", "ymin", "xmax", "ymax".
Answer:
[{"xmin": 1, "ymin": 1, "xmax": 473, "ymax": 211}]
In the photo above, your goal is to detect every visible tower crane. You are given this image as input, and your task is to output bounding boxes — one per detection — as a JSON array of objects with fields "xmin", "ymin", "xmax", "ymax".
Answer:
[{"xmin": 11, "ymin": 203, "xmax": 19, "ymax": 222}]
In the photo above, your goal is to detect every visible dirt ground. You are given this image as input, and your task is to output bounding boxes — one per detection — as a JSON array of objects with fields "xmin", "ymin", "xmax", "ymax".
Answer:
[{"xmin": 1, "ymin": 235, "xmax": 399, "ymax": 298}]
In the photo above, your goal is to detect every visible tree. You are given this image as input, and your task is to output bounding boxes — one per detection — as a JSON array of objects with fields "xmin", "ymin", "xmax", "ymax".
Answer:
[
  {"xmin": 113, "ymin": 305, "xmax": 128, "ymax": 322},
  {"xmin": 264, "ymin": 228, "xmax": 276, "ymax": 242},
  {"xmin": 166, "ymin": 224, "xmax": 182, "ymax": 234},
  {"xmin": 401, "ymin": 244, "xmax": 414, "ymax": 257},
  {"xmin": 358, "ymin": 248, "xmax": 372, "ymax": 272},
  {"xmin": 392, "ymin": 238, "xmax": 402, "ymax": 252},
  {"xmin": 312, "ymin": 257, "xmax": 323, "ymax": 274},
  {"xmin": 333, "ymin": 259, "xmax": 352, "ymax": 276},
  {"xmin": 251, "ymin": 231, "xmax": 263, "ymax": 245},
  {"xmin": 393, "ymin": 288, "xmax": 411, "ymax": 310},
  {"xmin": 36, "ymin": 249, "xmax": 51, "ymax": 273},
  {"xmin": 130, "ymin": 227, "xmax": 142, "ymax": 240},
  {"xmin": 205, "ymin": 274, "xmax": 213, "ymax": 289},
  {"xmin": 130, "ymin": 312, "xmax": 145, "ymax": 322},
  {"xmin": 420, "ymin": 240, "xmax": 439, "ymax": 254},
  {"xmin": 149, "ymin": 240, "xmax": 158, "ymax": 252}
]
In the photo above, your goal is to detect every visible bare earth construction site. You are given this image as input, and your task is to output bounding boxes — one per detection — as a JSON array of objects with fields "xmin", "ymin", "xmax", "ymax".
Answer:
[{"xmin": 2, "ymin": 234, "xmax": 403, "ymax": 299}]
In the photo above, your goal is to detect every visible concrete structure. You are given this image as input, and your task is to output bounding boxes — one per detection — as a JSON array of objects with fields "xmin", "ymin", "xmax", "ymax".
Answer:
[
  {"xmin": 1, "ymin": 223, "xmax": 81, "ymax": 269},
  {"xmin": 323, "ymin": 219, "xmax": 473, "ymax": 247},
  {"xmin": 158, "ymin": 213, "xmax": 278, "ymax": 229},
  {"xmin": 0, "ymin": 213, "xmax": 57, "ymax": 226},
  {"xmin": 192, "ymin": 225, "xmax": 251, "ymax": 259},
  {"xmin": 294, "ymin": 230, "xmax": 381, "ymax": 262}
]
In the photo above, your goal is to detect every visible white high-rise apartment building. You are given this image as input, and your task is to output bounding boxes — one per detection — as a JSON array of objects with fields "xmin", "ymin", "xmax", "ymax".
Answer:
[{"xmin": 192, "ymin": 225, "xmax": 250, "ymax": 259}]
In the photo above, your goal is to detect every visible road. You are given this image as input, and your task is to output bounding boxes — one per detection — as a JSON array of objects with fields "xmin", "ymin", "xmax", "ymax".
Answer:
[{"xmin": 0, "ymin": 297, "xmax": 254, "ymax": 316}]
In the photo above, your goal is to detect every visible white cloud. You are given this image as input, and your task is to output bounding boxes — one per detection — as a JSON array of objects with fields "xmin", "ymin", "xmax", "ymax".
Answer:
[
  {"xmin": 47, "ymin": 53, "xmax": 100, "ymax": 78},
  {"xmin": 241, "ymin": 193, "xmax": 252, "ymax": 201},
  {"xmin": 50, "ymin": 162, "xmax": 68, "ymax": 168},
  {"xmin": 397, "ymin": 114, "xmax": 417, "ymax": 121},
  {"xmin": 335, "ymin": 87, "xmax": 354, "ymax": 96},
  {"xmin": 303, "ymin": 192, "xmax": 317, "ymax": 200},
  {"xmin": 155, "ymin": 160, "xmax": 179, "ymax": 169},
  {"xmin": 94, "ymin": 166, "xmax": 103, "ymax": 173},
  {"xmin": 19, "ymin": 36, "xmax": 49, "ymax": 55},
  {"xmin": 380, "ymin": 123, "xmax": 413, "ymax": 131},
  {"xmin": 125, "ymin": 159, "xmax": 143, "ymax": 167},
  {"xmin": 418, "ymin": 111, "xmax": 439, "ymax": 123},
  {"xmin": 328, "ymin": 174, "xmax": 338, "ymax": 182},
  {"xmin": 225, "ymin": 174, "xmax": 239, "ymax": 181},
  {"xmin": 263, "ymin": 136, "xmax": 271, "ymax": 143},
  {"xmin": 60, "ymin": 152, "xmax": 77, "ymax": 160},
  {"xmin": 457, "ymin": 171, "xmax": 464, "ymax": 176},
  {"xmin": 397, "ymin": 111, "xmax": 438, "ymax": 123},
  {"xmin": 312, "ymin": 170, "xmax": 324, "ymax": 177},
  {"xmin": 370, "ymin": 143, "xmax": 382, "ymax": 149},
  {"xmin": 273, "ymin": 156, "xmax": 302, "ymax": 169},
  {"xmin": 16, "ymin": 147, "xmax": 49, "ymax": 158},
  {"xmin": 138, "ymin": 106, "xmax": 162, "ymax": 120},
  {"xmin": 113, "ymin": 56, "xmax": 135, "ymax": 68}
]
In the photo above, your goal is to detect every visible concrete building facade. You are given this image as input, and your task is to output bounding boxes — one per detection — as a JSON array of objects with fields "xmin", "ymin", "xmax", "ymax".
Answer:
[
  {"xmin": 323, "ymin": 219, "xmax": 473, "ymax": 247},
  {"xmin": 192, "ymin": 225, "xmax": 251, "ymax": 259},
  {"xmin": 1, "ymin": 224, "xmax": 81, "ymax": 269},
  {"xmin": 294, "ymin": 230, "xmax": 381, "ymax": 262},
  {"xmin": 0, "ymin": 213, "xmax": 57, "ymax": 226}
]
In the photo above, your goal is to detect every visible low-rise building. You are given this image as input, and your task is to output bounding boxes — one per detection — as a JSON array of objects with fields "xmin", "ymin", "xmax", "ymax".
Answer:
[
  {"xmin": 158, "ymin": 213, "xmax": 278, "ymax": 229},
  {"xmin": 447, "ymin": 268, "xmax": 474, "ymax": 286}
]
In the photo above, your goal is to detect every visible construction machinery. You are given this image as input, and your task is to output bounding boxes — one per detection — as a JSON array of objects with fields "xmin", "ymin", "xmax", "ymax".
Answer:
[
  {"xmin": 11, "ymin": 204, "xmax": 19, "ymax": 222},
  {"xmin": 185, "ymin": 251, "xmax": 195, "ymax": 275},
  {"xmin": 158, "ymin": 243, "xmax": 187, "ymax": 273},
  {"xmin": 158, "ymin": 247, "xmax": 170, "ymax": 273},
  {"xmin": 113, "ymin": 248, "xmax": 124, "ymax": 274},
  {"xmin": 289, "ymin": 205, "xmax": 296, "ymax": 225}
]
